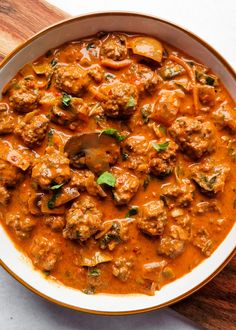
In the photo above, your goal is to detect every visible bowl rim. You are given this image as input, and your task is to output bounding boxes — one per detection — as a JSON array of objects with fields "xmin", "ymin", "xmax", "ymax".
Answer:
[{"xmin": 0, "ymin": 10, "xmax": 236, "ymax": 316}]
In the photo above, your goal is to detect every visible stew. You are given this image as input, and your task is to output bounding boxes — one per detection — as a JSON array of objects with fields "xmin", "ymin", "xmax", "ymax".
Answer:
[{"xmin": 0, "ymin": 32, "xmax": 235, "ymax": 295}]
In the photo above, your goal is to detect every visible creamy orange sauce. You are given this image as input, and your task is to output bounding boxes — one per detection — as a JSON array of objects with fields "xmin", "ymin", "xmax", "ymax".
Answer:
[{"xmin": 0, "ymin": 32, "xmax": 235, "ymax": 295}]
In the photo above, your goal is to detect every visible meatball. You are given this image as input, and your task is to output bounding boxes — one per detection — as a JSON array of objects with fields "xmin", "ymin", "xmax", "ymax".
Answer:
[
  {"xmin": 51, "ymin": 97, "xmax": 88, "ymax": 128},
  {"xmin": 88, "ymin": 65, "xmax": 104, "ymax": 83},
  {"xmin": 15, "ymin": 113, "xmax": 49, "ymax": 147},
  {"xmin": 31, "ymin": 147, "xmax": 71, "ymax": 189},
  {"xmin": 99, "ymin": 220, "xmax": 130, "ymax": 250},
  {"xmin": 9, "ymin": 77, "xmax": 39, "ymax": 113},
  {"xmin": 0, "ymin": 159, "xmax": 22, "ymax": 187},
  {"xmin": 192, "ymin": 228, "xmax": 213, "ymax": 257},
  {"xmin": 6, "ymin": 212, "xmax": 36, "ymax": 239},
  {"xmin": 137, "ymin": 200, "xmax": 167, "ymax": 236},
  {"xmin": 30, "ymin": 236, "xmax": 61, "ymax": 271},
  {"xmin": 149, "ymin": 140, "xmax": 178, "ymax": 177},
  {"xmin": 190, "ymin": 162, "xmax": 229, "ymax": 195},
  {"xmin": 124, "ymin": 64, "xmax": 160, "ymax": 94},
  {"xmin": 54, "ymin": 65, "xmax": 90, "ymax": 96},
  {"xmin": 70, "ymin": 170, "xmax": 106, "ymax": 197},
  {"xmin": 169, "ymin": 116, "xmax": 215, "ymax": 159},
  {"xmin": 122, "ymin": 135, "xmax": 150, "ymax": 173},
  {"xmin": 44, "ymin": 215, "xmax": 65, "ymax": 232},
  {"xmin": 157, "ymin": 236, "xmax": 185, "ymax": 258},
  {"xmin": 151, "ymin": 88, "xmax": 185, "ymax": 126},
  {"xmin": 111, "ymin": 167, "xmax": 140, "ymax": 205},
  {"xmin": 161, "ymin": 179, "xmax": 195, "ymax": 208},
  {"xmin": 100, "ymin": 82, "xmax": 138, "ymax": 118},
  {"xmin": 0, "ymin": 186, "xmax": 10, "ymax": 205},
  {"xmin": 112, "ymin": 257, "xmax": 133, "ymax": 282},
  {"xmin": 0, "ymin": 103, "xmax": 15, "ymax": 134},
  {"xmin": 100, "ymin": 35, "xmax": 127, "ymax": 61},
  {"xmin": 213, "ymin": 102, "xmax": 236, "ymax": 133},
  {"xmin": 63, "ymin": 195, "xmax": 103, "ymax": 241},
  {"xmin": 198, "ymin": 85, "xmax": 215, "ymax": 107}
]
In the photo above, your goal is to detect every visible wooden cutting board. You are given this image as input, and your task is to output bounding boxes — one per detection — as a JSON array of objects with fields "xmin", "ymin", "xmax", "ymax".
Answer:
[{"xmin": 0, "ymin": 1, "xmax": 235, "ymax": 329}]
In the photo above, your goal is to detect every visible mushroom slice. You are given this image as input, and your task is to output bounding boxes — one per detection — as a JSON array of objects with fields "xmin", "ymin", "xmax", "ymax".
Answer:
[
  {"xmin": 129, "ymin": 37, "xmax": 163, "ymax": 62},
  {"xmin": 64, "ymin": 132, "xmax": 120, "ymax": 173}
]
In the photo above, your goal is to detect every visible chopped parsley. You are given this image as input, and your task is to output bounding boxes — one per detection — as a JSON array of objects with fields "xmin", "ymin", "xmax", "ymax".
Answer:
[
  {"xmin": 125, "ymin": 206, "xmax": 139, "ymax": 218},
  {"xmin": 50, "ymin": 59, "xmax": 58, "ymax": 67},
  {"xmin": 101, "ymin": 128, "xmax": 126, "ymax": 142},
  {"xmin": 61, "ymin": 92, "xmax": 72, "ymax": 108},
  {"xmin": 152, "ymin": 141, "xmax": 170, "ymax": 152},
  {"xmin": 97, "ymin": 172, "xmax": 116, "ymax": 187},
  {"xmin": 88, "ymin": 268, "xmax": 101, "ymax": 277},
  {"xmin": 47, "ymin": 190, "xmax": 61, "ymax": 209},
  {"xmin": 50, "ymin": 182, "xmax": 64, "ymax": 190},
  {"xmin": 126, "ymin": 96, "xmax": 136, "ymax": 108},
  {"xmin": 86, "ymin": 43, "xmax": 96, "ymax": 50}
]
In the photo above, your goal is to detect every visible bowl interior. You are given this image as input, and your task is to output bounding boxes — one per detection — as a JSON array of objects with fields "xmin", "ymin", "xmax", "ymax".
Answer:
[{"xmin": 0, "ymin": 12, "xmax": 235, "ymax": 314}]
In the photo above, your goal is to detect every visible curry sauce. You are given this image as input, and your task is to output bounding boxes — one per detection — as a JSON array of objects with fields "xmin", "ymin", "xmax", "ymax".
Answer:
[{"xmin": 0, "ymin": 32, "xmax": 235, "ymax": 295}]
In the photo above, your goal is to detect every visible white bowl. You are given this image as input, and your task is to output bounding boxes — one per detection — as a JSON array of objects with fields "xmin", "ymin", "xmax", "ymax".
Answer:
[{"xmin": 0, "ymin": 12, "xmax": 235, "ymax": 315}]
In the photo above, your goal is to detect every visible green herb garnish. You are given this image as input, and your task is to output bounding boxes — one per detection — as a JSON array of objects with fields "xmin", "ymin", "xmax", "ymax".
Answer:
[
  {"xmin": 126, "ymin": 96, "xmax": 136, "ymax": 108},
  {"xmin": 97, "ymin": 172, "xmax": 116, "ymax": 187},
  {"xmin": 61, "ymin": 92, "xmax": 72, "ymax": 108},
  {"xmin": 82, "ymin": 285, "xmax": 96, "ymax": 295},
  {"xmin": 50, "ymin": 59, "xmax": 58, "ymax": 67},
  {"xmin": 205, "ymin": 76, "xmax": 215, "ymax": 86},
  {"xmin": 125, "ymin": 206, "xmax": 139, "ymax": 218},
  {"xmin": 105, "ymin": 73, "xmax": 115, "ymax": 81},
  {"xmin": 86, "ymin": 43, "xmax": 96, "ymax": 50},
  {"xmin": 88, "ymin": 268, "xmax": 101, "ymax": 277},
  {"xmin": 101, "ymin": 128, "xmax": 126, "ymax": 142},
  {"xmin": 152, "ymin": 141, "xmax": 170, "ymax": 152},
  {"xmin": 50, "ymin": 182, "xmax": 64, "ymax": 190},
  {"xmin": 47, "ymin": 191, "xmax": 61, "ymax": 209}
]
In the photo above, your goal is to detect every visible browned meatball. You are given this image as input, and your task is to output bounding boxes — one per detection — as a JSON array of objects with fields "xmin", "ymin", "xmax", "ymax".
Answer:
[
  {"xmin": 111, "ymin": 167, "xmax": 139, "ymax": 205},
  {"xmin": 124, "ymin": 64, "xmax": 160, "ymax": 94},
  {"xmin": 63, "ymin": 195, "xmax": 103, "ymax": 241},
  {"xmin": 198, "ymin": 85, "xmax": 215, "ymax": 107},
  {"xmin": 88, "ymin": 65, "xmax": 104, "ymax": 83},
  {"xmin": 31, "ymin": 147, "xmax": 71, "ymax": 189},
  {"xmin": 51, "ymin": 97, "xmax": 88, "ymax": 128},
  {"xmin": 161, "ymin": 179, "xmax": 195, "ymax": 208},
  {"xmin": 9, "ymin": 77, "xmax": 39, "ymax": 113},
  {"xmin": 15, "ymin": 113, "xmax": 49, "ymax": 147},
  {"xmin": 190, "ymin": 161, "xmax": 229, "ymax": 195},
  {"xmin": 30, "ymin": 236, "xmax": 61, "ymax": 271},
  {"xmin": 0, "ymin": 186, "xmax": 10, "ymax": 205},
  {"xmin": 100, "ymin": 82, "xmax": 138, "ymax": 117},
  {"xmin": 137, "ymin": 200, "xmax": 167, "ymax": 236},
  {"xmin": 169, "ymin": 116, "xmax": 215, "ymax": 159},
  {"xmin": 122, "ymin": 135, "xmax": 150, "ymax": 173},
  {"xmin": 45, "ymin": 216, "xmax": 65, "ymax": 232},
  {"xmin": 112, "ymin": 257, "xmax": 133, "ymax": 281},
  {"xmin": 6, "ymin": 212, "xmax": 36, "ymax": 239},
  {"xmin": 213, "ymin": 102, "xmax": 236, "ymax": 133},
  {"xmin": 192, "ymin": 228, "xmax": 213, "ymax": 256},
  {"xmin": 70, "ymin": 170, "xmax": 106, "ymax": 197},
  {"xmin": 0, "ymin": 103, "xmax": 15, "ymax": 134},
  {"xmin": 54, "ymin": 65, "xmax": 90, "ymax": 96},
  {"xmin": 157, "ymin": 236, "xmax": 185, "ymax": 258},
  {"xmin": 149, "ymin": 140, "xmax": 178, "ymax": 177},
  {"xmin": 100, "ymin": 35, "xmax": 127, "ymax": 61},
  {"xmin": 0, "ymin": 159, "xmax": 22, "ymax": 187}
]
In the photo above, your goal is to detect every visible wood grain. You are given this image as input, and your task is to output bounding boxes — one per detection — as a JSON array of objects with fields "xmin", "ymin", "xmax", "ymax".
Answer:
[
  {"xmin": 0, "ymin": 1, "xmax": 235, "ymax": 329},
  {"xmin": 172, "ymin": 256, "xmax": 236, "ymax": 330},
  {"xmin": 0, "ymin": 0, "xmax": 69, "ymax": 58}
]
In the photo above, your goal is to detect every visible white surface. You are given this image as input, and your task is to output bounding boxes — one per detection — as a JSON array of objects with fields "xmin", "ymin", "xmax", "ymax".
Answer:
[
  {"xmin": 1, "ymin": 0, "xmax": 235, "ymax": 329},
  {"xmin": 0, "ymin": 268, "xmax": 200, "ymax": 330}
]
